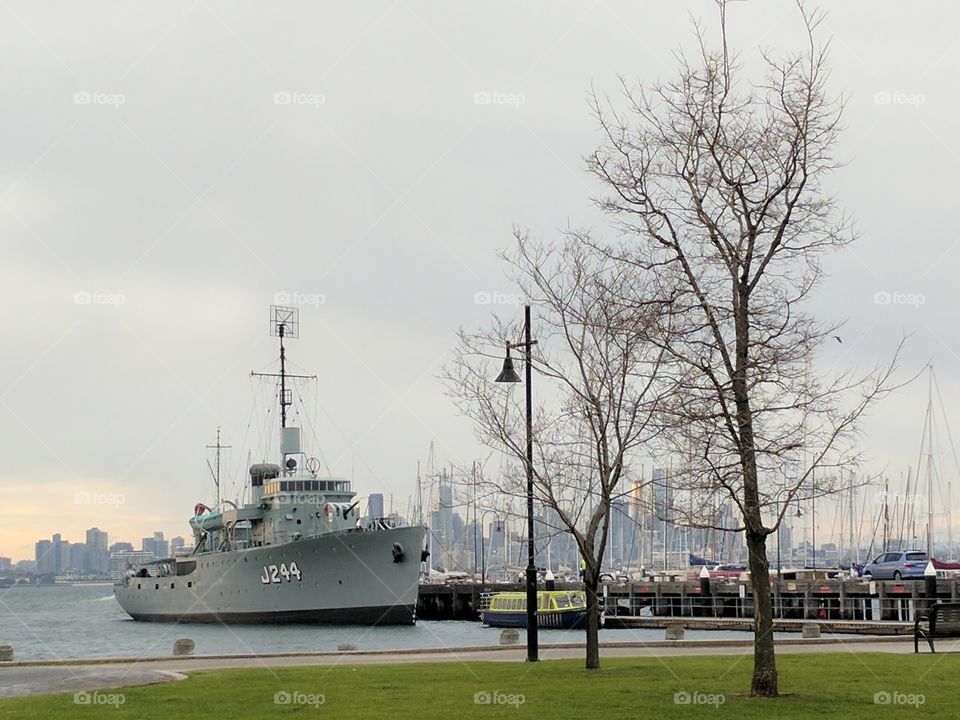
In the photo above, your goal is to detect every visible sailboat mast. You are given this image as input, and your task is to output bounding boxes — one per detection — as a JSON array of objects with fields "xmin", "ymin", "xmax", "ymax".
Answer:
[
  {"xmin": 883, "ymin": 476, "xmax": 889, "ymax": 552},
  {"xmin": 848, "ymin": 475, "xmax": 856, "ymax": 566}
]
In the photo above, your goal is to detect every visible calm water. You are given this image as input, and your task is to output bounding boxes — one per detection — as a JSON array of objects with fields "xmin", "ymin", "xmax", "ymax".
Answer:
[{"xmin": 1, "ymin": 584, "xmax": 789, "ymax": 661}]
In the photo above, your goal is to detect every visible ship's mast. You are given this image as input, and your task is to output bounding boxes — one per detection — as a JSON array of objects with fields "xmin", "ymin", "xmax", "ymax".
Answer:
[
  {"xmin": 251, "ymin": 305, "xmax": 316, "ymax": 434},
  {"xmin": 280, "ymin": 322, "xmax": 288, "ymax": 429},
  {"xmin": 206, "ymin": 426, "xmax": 231, "ymax": 507}
]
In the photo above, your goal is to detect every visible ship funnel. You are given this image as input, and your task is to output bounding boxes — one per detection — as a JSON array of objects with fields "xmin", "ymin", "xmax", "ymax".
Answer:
[{"xmin": 281, "ymin": 426, "xmax": 301, "ymax": 456}]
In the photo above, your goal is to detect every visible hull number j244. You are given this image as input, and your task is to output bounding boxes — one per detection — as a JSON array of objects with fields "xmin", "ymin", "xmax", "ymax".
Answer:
[{"xmin": 260, "ymin": 562, "xmax": 303, "ymax": 584}]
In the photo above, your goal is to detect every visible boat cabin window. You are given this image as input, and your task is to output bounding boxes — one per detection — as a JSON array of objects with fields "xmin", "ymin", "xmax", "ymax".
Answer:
[
  {"xmin": 555, "ymin": 595, "xmax": 570, "ymax": 609},
  {"xmin": 264, "ymin": 479, "xmax": 351, "ymax": 495},
  {"xmin": 175, "ymin": 561, "xmax": 197, "ymax": 576},
  {"xmin": 570, "ymin": 595, "xmax": 584, "ymax": 607}
]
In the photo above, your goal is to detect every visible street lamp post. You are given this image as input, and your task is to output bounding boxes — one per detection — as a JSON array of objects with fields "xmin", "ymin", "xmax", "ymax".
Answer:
[{"xmin": 495, "ymin": 304, "xmax": 539, "ymax": 663}]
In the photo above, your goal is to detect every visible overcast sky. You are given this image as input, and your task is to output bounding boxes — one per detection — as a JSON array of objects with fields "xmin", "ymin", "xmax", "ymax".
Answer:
[{"xmin": 1, "ymin": 1, "xmax": 957, "ymax": 561}]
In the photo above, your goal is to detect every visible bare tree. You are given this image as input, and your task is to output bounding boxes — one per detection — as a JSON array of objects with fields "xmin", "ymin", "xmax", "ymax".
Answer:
[
  {"xmin": 445, "ymin": 234, "xmax": 665, "ymax": 669},
  {"xmin": 587, "ymin": 0, "xmax": 900, "ymax": 696}
]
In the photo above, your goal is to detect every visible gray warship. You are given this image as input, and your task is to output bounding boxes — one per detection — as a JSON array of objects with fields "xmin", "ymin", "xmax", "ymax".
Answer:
[{"xmin": 114, "ymin": 306, "xmax": 426, "ymax": 624}]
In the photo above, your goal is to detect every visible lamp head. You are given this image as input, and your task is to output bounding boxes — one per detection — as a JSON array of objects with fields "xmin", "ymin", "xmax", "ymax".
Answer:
[{"xmin": 495, "ymin": 349, "xmax": 522, "ymax": 383}]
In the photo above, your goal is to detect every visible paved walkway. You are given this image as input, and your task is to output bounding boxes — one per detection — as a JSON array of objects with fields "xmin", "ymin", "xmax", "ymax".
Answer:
[
  {"xmin": 0, "ymin": 636, "xmax": 925, "ymax": 699},
  {"xmin": 0, "ymin": 666, "xmax": 187, "ymax": 699}
]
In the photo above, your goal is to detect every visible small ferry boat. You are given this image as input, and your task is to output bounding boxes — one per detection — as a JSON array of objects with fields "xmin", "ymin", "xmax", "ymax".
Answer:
[{"xmin": 481, "ymin": 590, "xmax": 587, "ymax": 629}]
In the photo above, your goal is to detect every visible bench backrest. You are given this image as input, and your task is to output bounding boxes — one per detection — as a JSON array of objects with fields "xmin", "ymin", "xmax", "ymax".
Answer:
[{"xmin": 931, "ymin": 603, "xmax": 960, "ymax": 633}]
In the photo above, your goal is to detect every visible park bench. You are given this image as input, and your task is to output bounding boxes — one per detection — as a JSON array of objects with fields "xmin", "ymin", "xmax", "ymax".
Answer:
[{"xmin": 914, "ymin": 601, "xmax": 960, "ymax": 653}]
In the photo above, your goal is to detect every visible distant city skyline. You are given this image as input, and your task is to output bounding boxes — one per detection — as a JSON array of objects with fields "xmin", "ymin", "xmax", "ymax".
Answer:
[{"xmin": 23, "ymin": 528, "xmax": 188, "ymax": 576}]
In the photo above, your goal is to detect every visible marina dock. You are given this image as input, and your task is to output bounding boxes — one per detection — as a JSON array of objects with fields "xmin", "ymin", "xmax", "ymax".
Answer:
[{"xmin": 417, "ymin": 576, "xmax": 960, "ymax": 632}]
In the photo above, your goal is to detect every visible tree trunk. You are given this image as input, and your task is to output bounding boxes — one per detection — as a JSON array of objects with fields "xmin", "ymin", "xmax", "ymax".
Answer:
[
  {"xmin": 584, "ymin": 577, "xmax": 601, "ymax": 669},
  {"xmin": 746, "ymin": 528, "xmax": 778, "ymax": 696}
]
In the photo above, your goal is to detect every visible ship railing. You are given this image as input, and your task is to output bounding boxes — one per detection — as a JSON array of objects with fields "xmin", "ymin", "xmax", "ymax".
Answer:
[{"xmin": 478, "ymin": 592, "xmax": 496, "ymax": 612}]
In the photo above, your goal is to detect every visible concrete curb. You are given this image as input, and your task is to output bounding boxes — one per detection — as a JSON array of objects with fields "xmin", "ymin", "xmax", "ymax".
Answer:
[{"xmin": 0, "ymin": 635, "xmax": 909, "ymax": 669}]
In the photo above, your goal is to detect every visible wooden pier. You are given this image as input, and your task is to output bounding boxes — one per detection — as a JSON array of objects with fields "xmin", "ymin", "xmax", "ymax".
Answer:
[{"xmin": 417, "ymin": 577, "xmax": 960, "ymax": 631}]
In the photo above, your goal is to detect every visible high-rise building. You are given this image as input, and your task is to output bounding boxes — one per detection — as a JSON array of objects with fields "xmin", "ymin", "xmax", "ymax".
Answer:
[
  {"xmin": 35, "ymin": 539, "xmax": 53, "ymax": 574},
  {"xmin": 608, "ymin": 497, "xmax": 637, "ymax": 569},
  {"xmin": 86, "ymin": 527, "xmax": 109, "ymax": 574},
  {"xmin": 35, "ymin": 534, "xmax": 71, "ymax": 575},
  {"xmin": 437, "ymin": 481, "xmax": 454, "ymax": 569},
  {"xmin": 368, "ymin": 493, "xmax": 385, "ymax": 520},
  {"xmin": 51, "ymin": 534, "xmax": 69, "ymax": 574},
  {"xmin": 0, "ymin": 557, "xmax": 11, "ymax": 571},
  {"xmin": 67, "ymin": 543, "xmax": 87, "ymax": 572},
  {"xmin": 170, "ymin": 536, "xmax": 190, "ymax": 555},
  {"xmin": 142, "ymin": 532, "xmax": 168, "ymax": 558}
]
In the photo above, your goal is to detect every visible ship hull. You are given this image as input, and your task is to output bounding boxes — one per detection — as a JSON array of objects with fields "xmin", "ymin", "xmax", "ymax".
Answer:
[
  {"xmin": 114, "ymin": 526, "xmax": 424, "ymax": 626},
  {"xmin": 481, "ymin": 610, "xmax": 587, "ymax": 629}
]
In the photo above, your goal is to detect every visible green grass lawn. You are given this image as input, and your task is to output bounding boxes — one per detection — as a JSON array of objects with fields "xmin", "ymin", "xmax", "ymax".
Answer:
[{"xmin": 2, "ymin": 652, "xmax": 958, "ymax": 719}]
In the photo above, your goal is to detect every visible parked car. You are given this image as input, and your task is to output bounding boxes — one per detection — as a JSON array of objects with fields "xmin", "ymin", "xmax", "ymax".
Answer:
[
  {"xmin": 705, "ymin": 564, "xmax": 746, "ymax": 580},
  {"xmin": 860, "ymin": 550, "xmax": 928, "ymax": 580}
]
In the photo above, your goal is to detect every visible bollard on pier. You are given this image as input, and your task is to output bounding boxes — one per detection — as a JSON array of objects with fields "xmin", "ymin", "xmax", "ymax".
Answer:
[
  {"xmin": 925, "ymin": 562, "xmax": 938, "ymax": 611},
  {"xmin": 173, "ymin": 639, "xmax": 195, "ymax": 656}
]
